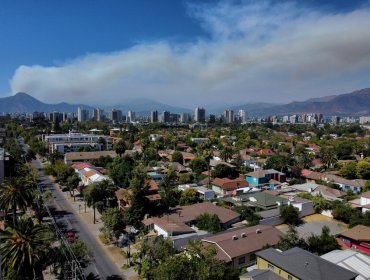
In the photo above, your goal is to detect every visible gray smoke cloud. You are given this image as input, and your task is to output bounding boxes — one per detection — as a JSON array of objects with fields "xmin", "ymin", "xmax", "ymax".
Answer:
[{"xmin": 10, "ymin": 1, "xmax": 370, "ymax": 107}]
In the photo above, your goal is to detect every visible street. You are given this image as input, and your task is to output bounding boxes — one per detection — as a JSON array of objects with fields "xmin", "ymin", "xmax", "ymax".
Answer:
[{"xmin": 32, "ymin": 157, "xmax": 126, "ymax": 280}]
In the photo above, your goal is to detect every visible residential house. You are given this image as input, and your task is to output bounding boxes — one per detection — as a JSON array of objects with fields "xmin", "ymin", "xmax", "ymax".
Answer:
[
  {"xmin": 321, "ymin": 249, "xmax": 370, "ymax": 280},
  {"xmin": 360, "ymin": 191, "xmax": 370, "ymax": 213},
  {"xmin": 201, "ymin": 225, "xmax": 282, "ymax": 269},
  {"xmin": 143, "ymin": 202, "xmax": 240, "ymax": 237},
  {"xmin": 115, "ymin": 180, "xmax": 161, "ymax": 211},
  {"xmin": 212, "ymin": 178, "xmax": 249, "ymax": 197},
  {"xmin": 178, "ymin": 184, "xmax": 215, "ymax": 200},
  {"xmin": 290, "ymin": 183, "xmax": 345, "ymax": 201},
  {"xmin": 301, "ymin": 169, "xmax": 365, "ymax": 194},
  {"xmin": 246, "ymin": 169, "xmax": 286, "ymax": 189},
  {"xmin": 337, "ymin": 225, "xmax": 370, "ymax": 254},
  {"xmin": 243, "ymin": 247, "xmax": 358, "ymax": 280},
  {"xmin": 64, "ymin": 150, "xmax": 118, "ymax": 164},
  {"xmin": 223, "ymin": 192, "xmax": 288, "ymax": 211}
]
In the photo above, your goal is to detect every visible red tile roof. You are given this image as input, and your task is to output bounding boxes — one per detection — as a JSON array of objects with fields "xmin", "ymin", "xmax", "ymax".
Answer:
[
  {"xmin": 212, "ymin": 178, "xmax": 249, "ymax": 190},
  {"xmin": 72, "ymin": 162, "xmax": 92, "ymax": 170},
  {"xmin": 361, "ymin": 191, "xmax": 370, "ymax": 199}
]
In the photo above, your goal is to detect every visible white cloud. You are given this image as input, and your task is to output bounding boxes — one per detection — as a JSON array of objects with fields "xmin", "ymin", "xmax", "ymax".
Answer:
[{"xmin": 10, "ymin": 1, "xmax": 370, "ymax": 107}]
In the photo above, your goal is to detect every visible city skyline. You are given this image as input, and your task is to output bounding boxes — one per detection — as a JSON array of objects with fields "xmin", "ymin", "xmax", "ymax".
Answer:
[{"xmin": 1, "ymin": 0, "xmax": 370, "ymax": 107}]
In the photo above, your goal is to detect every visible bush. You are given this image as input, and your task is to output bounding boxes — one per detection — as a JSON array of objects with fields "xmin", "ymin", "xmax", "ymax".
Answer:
[
  {"xmin": 280, "ymin": 205, "xmax": 301, "ymax": 226},
  {"xmin": 195, "ymin": 213, "xmax": 222, "ymax": 233}
]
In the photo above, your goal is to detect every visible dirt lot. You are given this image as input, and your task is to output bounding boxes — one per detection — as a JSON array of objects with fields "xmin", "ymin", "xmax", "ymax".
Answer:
[{"xmin": 276, "ymin": 214, "xmax": 348, "ymax": 239}]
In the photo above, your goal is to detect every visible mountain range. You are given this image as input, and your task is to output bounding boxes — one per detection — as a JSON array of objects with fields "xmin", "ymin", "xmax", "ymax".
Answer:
[
  {"xmin": 0, "ymin": 88, "xmax": 370, "ymax": 116},
  {"xmin": 226, "ymin": 88, "xmax": 370, "ymax": 116}
]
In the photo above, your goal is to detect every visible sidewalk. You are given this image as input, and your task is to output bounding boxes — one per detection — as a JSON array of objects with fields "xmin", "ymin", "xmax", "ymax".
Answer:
[
  {"xmin": 39, "ymin": 156, "xmax": 138, "ymax": 280},
  {"xmin": 58, "ymin": 188, "xmax": 138, "ymax": 280}
]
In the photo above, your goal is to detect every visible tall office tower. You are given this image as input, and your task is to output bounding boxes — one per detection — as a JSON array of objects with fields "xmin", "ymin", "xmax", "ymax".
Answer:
[
  {"xmin": 0, "ymin": 148, "xmax": 4, "ymax": 184},
  {"xmin": 53, "ymin": 112, "xmax": 64, "ymax": 123},
  {"xmin": 162, "ymin": 111, "xmax": 171, "ymax": 123},
  {"xmin": 150, "ymin": 110, "xmax": 158, "ymax": 123},
  {"xmin": 224, "ymin": 109, "xmax": 234, "ymax": 124},
  {"xmin": 77, "ymin": 107, "xmax": 89, "ymax": 122},
  {"xmin": 194, "ymin": 107, "xmax": 206, "ymax": 123},
  {"xmin": 170, "ymin": 113, "xmax": 180, "ymax": 123},
  {"xmin": 111, "ymin": 109, "xmax": 122, "ymax": 123},
  {"xmin": 238, "ymin": 109, "xmax": 247, "ymax": 123},
  {"xmin": 127, "ymin": 110, "xmax": 136, "ymax": 122},
  {"xmin": 93, "ymin": 108, "xmax": 104, "ymax": 121},
  {"xmin": 180, "ymin": 112, "xmax": 191, "ymax": 123},
  {"xmin": 208, "ymin": 114, "xmax": 216, "ymax": 123}
]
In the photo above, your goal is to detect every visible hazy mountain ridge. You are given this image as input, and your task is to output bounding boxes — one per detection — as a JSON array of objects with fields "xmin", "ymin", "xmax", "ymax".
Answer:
[
  {"xmin": 0, "ymin": 88, "xmax": 369, "ymax": 116},
  {"xmin": 0, "ymin": 93, "xmax": 191, "ymax": 115},
  {"xmin": 259, "ymin": 88, "xmax": 370, "ymax": 116}
]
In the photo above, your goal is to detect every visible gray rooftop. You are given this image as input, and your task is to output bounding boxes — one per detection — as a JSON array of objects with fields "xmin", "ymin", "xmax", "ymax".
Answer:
[
  {"xmin": 256, "ymin": 247, "xmax": 358, "ymax": 280},
  {"xmin": 241, "ymin": 269, "xmax": 284, "ymax": 280},
  {"xmin": 321, "ymin": 249, "xmax": 370, "ymax": 280}
]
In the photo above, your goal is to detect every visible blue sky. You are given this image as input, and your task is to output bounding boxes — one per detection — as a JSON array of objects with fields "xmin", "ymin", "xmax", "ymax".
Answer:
[{"xmin": 1, "ymin": 0, "xmax": 370, "ymax": 107}]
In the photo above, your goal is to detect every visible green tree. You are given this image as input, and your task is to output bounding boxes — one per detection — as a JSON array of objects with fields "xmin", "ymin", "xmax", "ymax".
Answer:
[
  {"xmin": 211, "ymin": 164, "xmax": 238, "ymax": 179},
  {"xmin": 320, "ymin": 146, "xmax": 337, "ymax": 169},
  {"xmin": 340, "ymin": 162, "xmax": 358, "ymax": 179},
  {"xmin": 357, "ymin": 158, "xmax": 370, "ymax": 179},
  {"xmin": 0, "ymin": 178, "xmax": 34, "ymax": 227},
  {"xmin": 277, "ymin": 225, "xmax": 307, "ymax": 251},
  {"xmin": 0, "ymin": 216, "xmax": 54, "ymax": 279},
  {"xmin": 153, "ymin": 241, "xmax": 239, "ymax": 280},
  {"xmin": 232, "ymin": 206, "xmax": 261, "ymax": 227},
  {"xmin": 133, "ymin": 235, "xmax": 175, "ymax": 279},
  {"xmin": 171, "ymin": 151, "xmax": 184, "ymax": 164},
  {"xmin": 179, "ymin": 188, "xmax": 199, "ymax": 205},
  {"xmin": 159, "ymin": 168, "xmax": 180, "ymax": 212},
  {"xmin": 114, "ymin": 140, "xmax": 126, "ymax": 157},
  {"xmin": 264, "ymin": 155, "xmax": 294, "ymax": 173},
  {"xmin": 306, "ymin": 226, "xmax": 340, "ymax": 255},
  {"xmin": 189, "ymin": 157, "xmax": 207, "ymax": 175},
  {"xmin": 195, "ymin": 213, "xmax": 222, "ymax": 233},
  {"xmin": 363, "ymin": 180, "xmax": 370, "ymax": 192},
  {"xmin": 280, "ymin": 205, "xmax": 301, "ymax": 226},
  {"xmin": 102, "ymin": 207, "xmax": 126, "ymax": 244},
  {"xmin": 108, "ymin": 156, "xmax": 134, "ymax": 187},
  {"xmin": 331, "ymin": 202, "xmax": 354, "ymax": 223},
  {"xmin": 124, "ymin": 164, "xmax": 150, "ymax": 229},
  {"xmin": 66, "ymin": 173, "xmax": 81, "ymax": 201}
]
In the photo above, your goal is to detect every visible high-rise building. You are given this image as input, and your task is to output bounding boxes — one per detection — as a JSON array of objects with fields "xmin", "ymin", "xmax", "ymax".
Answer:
[
  {"xmin": 238, "ymin": 110, "xmax": 247, "ymax": 123},
  {"xmin": 77, "ymin": 107, "xmax": 89, "ymax": 122},
  {"xmin": 180, "ymin": 112, "xmax": 191, "ymax": 123},
  {"xmin": 360, "ymin": 116, "xmax": 370, "ymax": 124},
  {"xmin": 150, "ymin": 110, "xmax": 158, "ymax": 123},
  {"xmin": 111, "ymin": 109, "xmax": 122, "ymax": 123},
  {"xmin": 127, "ymin": 111, "xmax": 136, "ymax": 122},
  {"xmin": 194, "ymin": 107, "xmax": 206, "ymax": 123},
  {"xmin": 224, "ymin": 109, "xmax": 234, "ymax": 124},
  {"xmin": 162, "ymin": 111, "xmax": 171, "ymax": 123},
  {"xmin": 94, "ymin": 108, "xmax": 104, "ymax": 121},
  {"xmin": 170, "ymin": 113, "xmax": 180, "ymax": 123},
  {"xmin": 0, "ymin": 148, "xmax": 4, "ymax": 184}
]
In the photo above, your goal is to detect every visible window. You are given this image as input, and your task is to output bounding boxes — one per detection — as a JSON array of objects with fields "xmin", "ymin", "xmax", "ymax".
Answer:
[
  {"xmin": 238, "ymin": 257, "xmax": 245, "ymax": 265},
  {"xmin": 250, "ymin": 254, "xmax": 256, "ymax": 261},
  {"xmin": 268, "ymin": 264, "xmax": 274, "ymax": 270},
  {"xmin": 288, "ymin": 275, "xmax": 293, "ymax": 280}
]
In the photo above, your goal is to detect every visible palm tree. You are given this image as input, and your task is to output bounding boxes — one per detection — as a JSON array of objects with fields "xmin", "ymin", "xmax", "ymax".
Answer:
[
  {"xmin": 0, "ymin": 216, "xmax": 54, "ymax": 279},
  {"xmin": 83, "ymin": 183, "xmax": 101, "ymax": 224},
  {"xmin": 0, "ymin": 178, "xmax": 34, "ymax": 227},
  {"xmin": 203, "ymin": 150, "xmax": 213, "ymax": 188}
]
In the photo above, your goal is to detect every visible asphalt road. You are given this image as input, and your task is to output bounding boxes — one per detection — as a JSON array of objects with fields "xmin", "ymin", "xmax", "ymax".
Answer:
[{"xmin": 32, "ymin": 157, "xmax": 126, "ymax": 280}]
